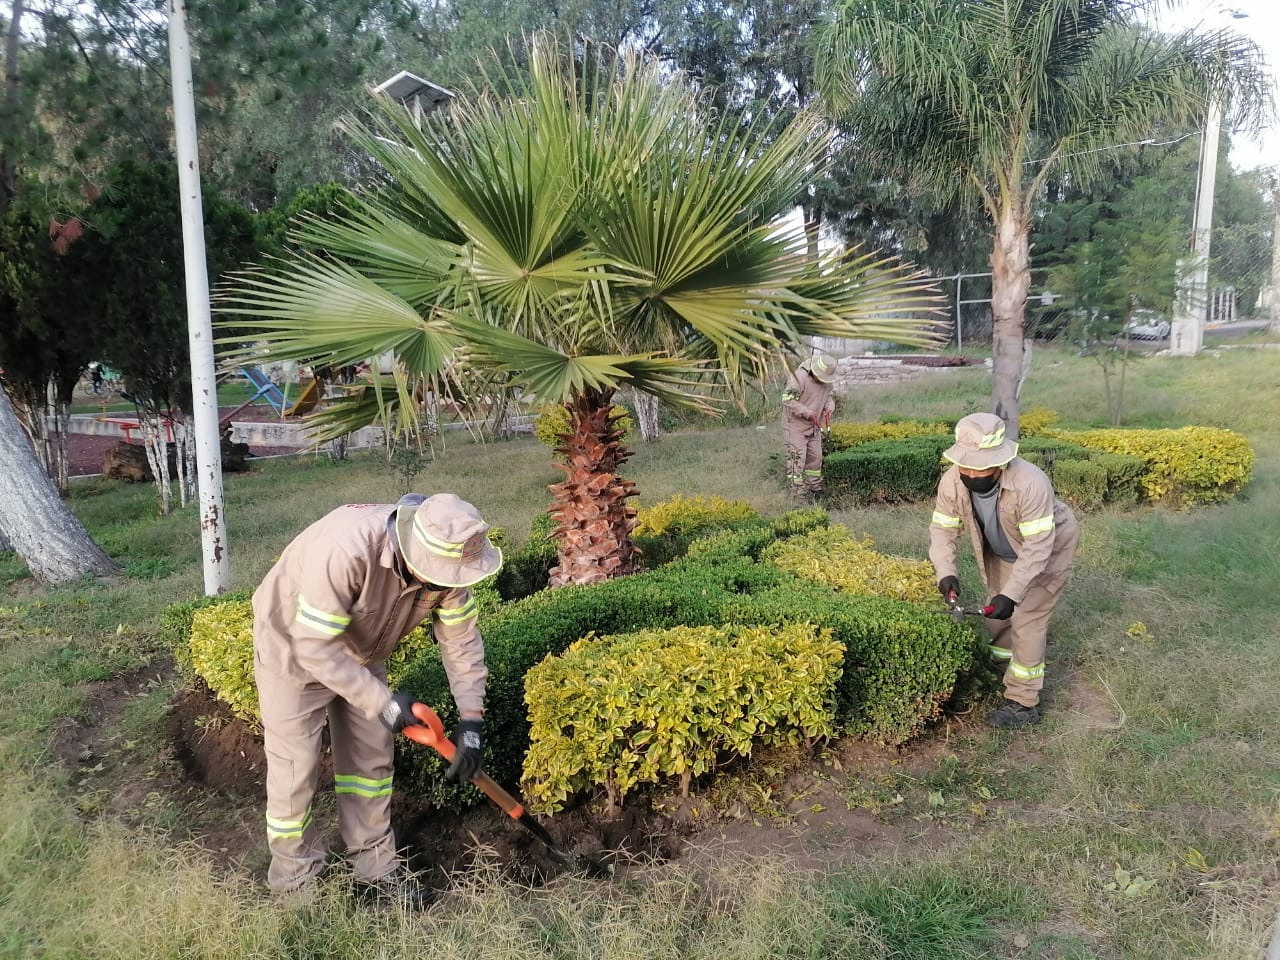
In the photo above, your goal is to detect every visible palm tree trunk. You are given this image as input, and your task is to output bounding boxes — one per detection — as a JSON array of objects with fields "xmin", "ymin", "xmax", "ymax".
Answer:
[
  {"xmin": 546, "ymin": 388, "xmax": 640, "ymax": 587},
  {"xmin": 0, "ymin": 389, "xmax": 118, "ymax": 584},
  {"xmin": 990, "ymin": 205, "xmax": 1031, "ymax": 437}
]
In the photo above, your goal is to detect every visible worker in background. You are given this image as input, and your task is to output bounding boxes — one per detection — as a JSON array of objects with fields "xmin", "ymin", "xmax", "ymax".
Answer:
[
  {"xmin": 252, "ymin": 493, "xmax": 502, "ymax": 906},
  {"xmin": 929, "ymin": 413, "xmax": 1079, "ymax": 728},
  {"xmin": 781, "ymin": 352, "xmax": 838, "ymax": 501}
]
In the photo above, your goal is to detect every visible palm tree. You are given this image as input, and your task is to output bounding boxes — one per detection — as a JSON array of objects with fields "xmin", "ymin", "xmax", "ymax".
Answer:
[
  {"xmin": 814, "ymin": 0, "xmax": 1270, "ymax": 434},
  {"xmin": 219, "ymin": 35, "xmax": 943, "ymax": 586}
]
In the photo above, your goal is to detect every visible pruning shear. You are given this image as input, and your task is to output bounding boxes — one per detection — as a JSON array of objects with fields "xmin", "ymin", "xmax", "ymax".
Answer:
[{"xmin": 943, "ymin": 597, "xmax": 995, "ymax": 622}]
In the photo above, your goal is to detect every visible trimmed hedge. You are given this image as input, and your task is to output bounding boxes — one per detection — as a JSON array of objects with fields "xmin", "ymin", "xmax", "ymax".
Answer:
[
  {"xmin": 170, "ymin": 507, "xmax": 976, "ymax": 811},
  {"xmin": 823, "ymin": 435, "xmax": 950, "ymax": 502},
  {"xmin": 761, "ymin": 525, "xmax": 937, "ymax": 603},
  {"xmin": 523, "ymin": 623, "xmax": 842, "ymax": 812},
  {"xmin": 826, "ymin": 419, "xmax": 950, "ymax": 451},
  {"xmin": 1049, "ymin": 426, "xmax": 1255, "ymax": 507}
]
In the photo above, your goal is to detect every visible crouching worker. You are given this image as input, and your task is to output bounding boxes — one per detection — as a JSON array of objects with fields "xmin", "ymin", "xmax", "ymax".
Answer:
[
  {"xmin": 782, "ymin": 352, "xmax": 838, "ymax": 501},
  {"xmin": 252, "ymin": 493, "xmax": 502, "ymax": 906},
  {"xmin": 928, "ymin": 414, "xmax": 1079, "ymax": 729}
]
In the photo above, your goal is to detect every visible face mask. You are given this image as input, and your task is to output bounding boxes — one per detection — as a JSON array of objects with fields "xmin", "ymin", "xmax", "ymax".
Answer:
[{"xmin": 960, "ymin": 472, "xmax": 999, "ymax": 495}]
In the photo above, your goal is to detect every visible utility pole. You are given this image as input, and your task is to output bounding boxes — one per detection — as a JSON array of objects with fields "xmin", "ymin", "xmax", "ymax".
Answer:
[
  {"xmin": 1171, "ymin": 100, "xmax": 1221, "ymax": 356},
  {"xmin": 168, "ymin": 0, "xmax": 230, "ymax": 595}
]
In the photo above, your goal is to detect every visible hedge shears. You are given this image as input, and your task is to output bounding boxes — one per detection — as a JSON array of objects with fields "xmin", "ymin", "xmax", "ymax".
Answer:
[
  {"xmin": 400, "ymin": 703, "xmax": 613, "ymax": 877},
  {"xmin": 943, "ymin": 598, "xmax": 996, "ymax": 622}
]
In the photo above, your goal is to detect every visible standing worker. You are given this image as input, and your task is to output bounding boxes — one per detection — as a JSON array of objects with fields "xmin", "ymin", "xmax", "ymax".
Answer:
[
  {"xmin": 928, "ymin": 413, "xmax": 1079, "ymax": 728},
  {"xmin": 781, "ymin": 352, "xmax": 838, "ymax": 501},
  {"xmin": 252, "ymin": 492, "xmax": 503, "ymax": 906}
]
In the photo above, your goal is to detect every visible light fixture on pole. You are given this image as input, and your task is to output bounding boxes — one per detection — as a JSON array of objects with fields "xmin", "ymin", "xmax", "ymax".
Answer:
[{"xmin": 373, "ymin": 70, "xmax": 453, "ymax": 128}]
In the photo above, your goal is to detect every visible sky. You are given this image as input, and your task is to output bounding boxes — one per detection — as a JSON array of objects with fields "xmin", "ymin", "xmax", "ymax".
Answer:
[{"xmin": 1148, "ymin": 0, "xmax": 1280, "ymax": 172}]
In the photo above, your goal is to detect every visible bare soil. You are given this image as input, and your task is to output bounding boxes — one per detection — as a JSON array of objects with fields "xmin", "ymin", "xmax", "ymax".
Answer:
[{"xmin": 49, "ymin": 665, "xmax": 1032, "ymax": 897}]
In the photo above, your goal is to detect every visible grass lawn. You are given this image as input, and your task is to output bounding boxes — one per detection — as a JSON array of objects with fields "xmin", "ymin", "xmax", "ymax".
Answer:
[{"xmin": 2, "ymin": 339, "xmax": 1278, "ymax": 958}]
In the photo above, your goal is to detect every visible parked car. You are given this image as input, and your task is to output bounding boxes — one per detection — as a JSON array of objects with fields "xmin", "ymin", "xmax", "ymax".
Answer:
[{"xmin": 1124, "ymin": 310, "xmax": 1171, "ymax": 340}]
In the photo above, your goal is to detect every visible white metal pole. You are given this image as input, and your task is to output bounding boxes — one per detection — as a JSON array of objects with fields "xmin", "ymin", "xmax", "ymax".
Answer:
[
  {"xmin": 1172, "ymin": 99, "xmax": 1220, "ymax": 356},
  {"xmin": 168, "ymin": 0, "xmax": 230, "ymax": 595}
]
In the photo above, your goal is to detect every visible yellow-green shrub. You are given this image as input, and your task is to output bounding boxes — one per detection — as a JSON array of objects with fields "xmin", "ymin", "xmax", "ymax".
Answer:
[
  {"xmin": 761, "ymin": 526, "xmax": 937, "ymax": 602},
  {"xmin": 1018, "ymin": 406, "xmax": 1060, "ymax": 437},
  {"xmin": 533, "ymin": 402, "xmax": 633, "ymax": 451},
  {"xmin": 522, "ymin": 623, "xmax": 842, "ymax": 812},
  {"xmin": 183, "ymin": 582, "xmax": 502, "ymax": 722},
  {"xmin": 633, "ymin": 494, "xmax": 759, "ymax": 538},
  {"xmin": 826, "ymin": 420, "xmax": 950, "ymax": 451},
  {"xmin": 1049, "ymin": 426, "xmax": 1255, "ymax": 507}
]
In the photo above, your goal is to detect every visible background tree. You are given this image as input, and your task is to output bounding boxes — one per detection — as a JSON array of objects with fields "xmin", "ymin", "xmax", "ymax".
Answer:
[
  {"xmin": 0, "ymin": 387, "xmax": 117, "ymax": 583},
  {"xmin": 59, "ymin": 158, "xmax": 257, "ymax": 513},
  {"xmin": 220, "ymin": 35, "xmax": 942, "ymax": 586},
  {"xmin": 0, "ymin": 197, "xmax": 99, "ymax": 491},
  {"xmin": 815, "ymin": 0, "xmax": 1270, "ymax": 434}
]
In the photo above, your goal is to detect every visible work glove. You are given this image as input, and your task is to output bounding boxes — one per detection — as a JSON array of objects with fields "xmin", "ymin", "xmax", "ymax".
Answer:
[
  {"xmin": 937, "ymin": 576, "xmax": 961, "ymax": 603},
  {"xmin": 445, "ymin": 719, "xmax": 484, "ymax": 782},
  {"xmin": 984, "ymin": 594, "xmax": 1016, "ymax": 620},
  {"xmin": 378, "ymin": 692, "xmax": 418, "ymax": 733}
]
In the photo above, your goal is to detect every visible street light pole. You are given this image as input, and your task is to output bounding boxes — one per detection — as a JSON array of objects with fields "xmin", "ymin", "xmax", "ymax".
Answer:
[
  {"xmin": 168, "ymin": 0, "xmax": 230, "ymax": 595},
  {"xmin": 1171, "ymin": 99, "xmax": 1221, "ymax": 356}
]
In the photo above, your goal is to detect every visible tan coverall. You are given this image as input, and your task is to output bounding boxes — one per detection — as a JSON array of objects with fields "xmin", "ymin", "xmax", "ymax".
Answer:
[
  {"xmin": 929, "ymin": 458, "xmax": 1079, "ymax": 707},
  {"xmin": 781, "ymin": 365, "xmax": 835, "ymax": 493},
  {"xmin": 252, "ymin": 502, "xmax": 488, "ymax": 892}
]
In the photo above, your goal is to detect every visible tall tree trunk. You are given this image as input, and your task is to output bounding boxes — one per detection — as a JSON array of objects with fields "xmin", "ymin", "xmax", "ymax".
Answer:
[
  {"xmin": 546, "ymin": 388, "xmax": 640, "ymax": 587},
  {"xmin": 990, "ymin": 205, "xmax": 1031, "ymax": 438},
  {"xmin": 627, "ymin": 386, "xmax": 661, "ymax": 443},
  {"xmin": 0, "ymin": 389, "xmax": 118, "ymax": 583},
  {"xmin": 0, "ymin": 0, "xmax": 22, "ymax": 219}
]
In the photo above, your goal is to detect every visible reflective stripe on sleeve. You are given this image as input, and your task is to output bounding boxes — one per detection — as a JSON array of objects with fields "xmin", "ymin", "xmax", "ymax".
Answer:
[
  {"xmin": 931, "ymin": 511, "xmax": 962, "ymax": 529},
  {"xmin": 436, "ymin": 597, "xmax": 478, "ymax": 626},
  {"xmin": 296, "ymin": 597, "xmax": 351, "ymax": 637},
  {"xmin": 1007, "ymin": 659, "xmax": 1045, "ymax": 681},
  {"xmin": 266, "ymin": 806, "xmax": 313, "ymax": 840},
  {"xmin": 781, "ymin": 391, "xmax": 798, "ymax": 401},
  {"xmin": 334, "ymin": 774, "xmax": 393, "ymax": 798},
  {"xmin": 1018, "ymin": 515, "xmax": 1055, "ymax": 537}
]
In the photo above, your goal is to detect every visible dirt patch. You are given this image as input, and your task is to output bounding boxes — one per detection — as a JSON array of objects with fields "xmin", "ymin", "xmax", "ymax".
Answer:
[
  {"xmin": 165, "ymin": 685, "xmax": 268, "ymax": 800},
  {"xmin": 50, "ymin": 662, "xmax": 172, "ymax": 768}
]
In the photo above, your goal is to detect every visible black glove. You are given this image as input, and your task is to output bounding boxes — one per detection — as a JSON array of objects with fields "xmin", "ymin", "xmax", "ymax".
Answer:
[
  {"xmin": 378, "ymin": 692, "xmax": 418, "ymax": 733},
  {"xmin": 937, "ymin": 576, "xmax": 960, "ymax": 602},
  {"xmin": 984, "ymin": 594, "xmax": 1016, "ymax": 620},
  {"xmin": 445, "ymin": 719, "xmax": 484, "ymax": 782}
]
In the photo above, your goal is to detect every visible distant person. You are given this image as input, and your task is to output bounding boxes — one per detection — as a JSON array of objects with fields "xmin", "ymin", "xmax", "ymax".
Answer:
[
  {"xmin": 252, "ymin": 493, "xmax": 502, "ymax": 906},
  {"xmin": 89, "ymin": 362, "xmax": 104, "ymax": 394},
  {"xmin": 929, "ymin": 413, "xmax": 1079, "ymax": 728},
  {"xmin": 781, "ymin": 353, "xmax": 838, "ymax": 501}
]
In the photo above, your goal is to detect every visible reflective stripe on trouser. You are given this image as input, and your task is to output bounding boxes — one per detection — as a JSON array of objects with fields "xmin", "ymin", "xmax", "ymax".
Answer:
[
  {"xmin": 255, "ymin": 654, "xmax": 398, "ymax": 891},
  {"xmin": 983, "ymin": 563, "xmax": 1074, "ymax": 708},
  {"xmin": 783, "ymin": 420, "xmax": 823, "ymax": 492}
]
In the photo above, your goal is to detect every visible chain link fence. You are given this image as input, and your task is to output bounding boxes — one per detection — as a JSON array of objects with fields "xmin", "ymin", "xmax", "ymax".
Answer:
[{"xmin": 932, "ymin": 176, "xmax": 1280, "ymax": 349}]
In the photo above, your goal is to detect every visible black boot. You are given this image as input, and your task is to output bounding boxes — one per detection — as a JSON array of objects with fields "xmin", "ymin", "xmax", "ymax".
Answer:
[{"xmin": 987, "ymin": 700, "xmax": 1040, "ymax": 728}]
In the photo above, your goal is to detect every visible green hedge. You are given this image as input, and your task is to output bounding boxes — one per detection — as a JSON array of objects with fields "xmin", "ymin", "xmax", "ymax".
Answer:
[{"xmin": 823, "ymin": 435, "xmax": 950, "ymax": 503}]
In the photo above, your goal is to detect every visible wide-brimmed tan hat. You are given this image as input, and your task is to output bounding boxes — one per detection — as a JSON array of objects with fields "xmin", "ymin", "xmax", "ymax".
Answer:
[
  {"xmin": 943, "ymin": 413, "xmax": 1019, "ymax": 470},
  {"xmin": 394, "ymin": 493, "xmax": 503, "ymax": 587},
  {"xmin": 807, "ymin": 353, "xmax": 839, "ymax": 383}
]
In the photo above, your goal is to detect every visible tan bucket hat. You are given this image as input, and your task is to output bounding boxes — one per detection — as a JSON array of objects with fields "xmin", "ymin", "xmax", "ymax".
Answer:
[
  {"xmin": 943, "ymin": 413, "xmax": 1019, "ymax": 470},
  {"xmin": 394, "ymin": 493, "xmax": 503, "ymax": 587},
  {"xmin": 807, "ymin": 353, "xmax": 838, "ymax": 383}
]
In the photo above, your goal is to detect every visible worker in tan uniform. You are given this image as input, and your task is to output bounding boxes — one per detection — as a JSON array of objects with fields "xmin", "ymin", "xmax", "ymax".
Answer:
[
  {"xmin": 928, "ymin": 413, "xmax": 1079, "ymax": 728},
  {"xmin": 252, "ymin": 492, "xmax": 502, "ymax": 905},
  {"xmin": 781, "ymin": 353, "xmax": 838, "ymax": 500}
]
